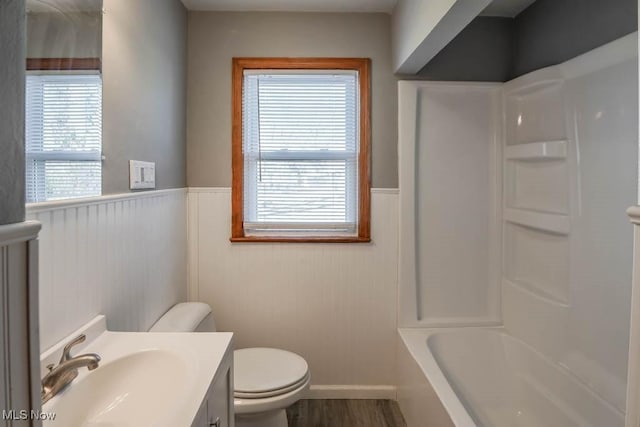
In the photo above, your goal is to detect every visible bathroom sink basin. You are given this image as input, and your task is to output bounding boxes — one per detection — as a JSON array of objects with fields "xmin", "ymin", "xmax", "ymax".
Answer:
[
  {"xmin": 40, "ymin": 316, "xmax": 234, "ymax": 427},
  {"xmin": 48, "ymin": 349, "xmax": 189, "ymax": 426}
]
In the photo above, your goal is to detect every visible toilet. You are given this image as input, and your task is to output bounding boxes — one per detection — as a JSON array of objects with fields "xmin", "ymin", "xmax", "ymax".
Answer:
[{"xmin": 149, "ymin": 302, "xmax": 310, "ymax": 427}]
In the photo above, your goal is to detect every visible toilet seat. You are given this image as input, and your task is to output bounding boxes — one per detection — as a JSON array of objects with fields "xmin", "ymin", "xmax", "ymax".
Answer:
[
  {"xmin": 234, "ymin": 348, "xmax": 309, "ymax": 398},
  {"xmin": 234, "ymin": 373, "xmax": 311, "ymax": 416},
  {"xmin": 235, "ymin": 372, "xmax": 310, "ymax": 399}
]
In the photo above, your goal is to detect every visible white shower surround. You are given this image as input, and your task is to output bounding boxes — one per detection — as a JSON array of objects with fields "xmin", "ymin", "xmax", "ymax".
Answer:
[
  {"xmin": 397, "ymin": 33, "xmax": 638, "ymax": 426},
  {"xmin": 398, "ymin": 81, "xmax": 502, "ymax": 327}
]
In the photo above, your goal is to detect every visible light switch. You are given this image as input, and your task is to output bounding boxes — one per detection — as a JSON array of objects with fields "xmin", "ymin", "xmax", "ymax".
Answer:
[{"xmin": 129, "ymin": 160, "xmax": 156, "ymax": 190}]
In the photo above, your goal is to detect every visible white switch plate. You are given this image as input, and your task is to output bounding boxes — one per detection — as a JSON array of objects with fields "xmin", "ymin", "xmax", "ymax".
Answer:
[{"xmin": 129, "ymin": 160, "xmax": 156, "ymax": 190}]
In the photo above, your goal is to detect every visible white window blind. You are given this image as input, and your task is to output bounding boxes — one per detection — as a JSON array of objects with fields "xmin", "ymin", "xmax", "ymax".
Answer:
[
  {"xmin": 242, "ymin": 71, "xmax": 359, "ymax": 235},
  {"xmin": 26, "ymin": 73, "xmax": 102, "ymax": 203}
]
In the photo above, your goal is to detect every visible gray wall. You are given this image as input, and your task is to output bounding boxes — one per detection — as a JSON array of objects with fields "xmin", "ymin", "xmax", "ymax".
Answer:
[
  {"xmin": 186, "ymin": 12, "xmax": 398, "ymax": 189},
  {"xmin": 415, "ymin": 1, "xmax": 638, "ymax": 82},
  {"xmin": 27, "ymin": 12, "xmax": 101, "ymax": 59},
  {"xmin": 512, "ymin": 0, "xmax": 637, "ymax": 78},
  {"xmin": 0, "ymin": 0, "xmax": 26, "ymax": 225},
  {"xmin": 102, "ymin": 0, "xmax": 187, "ymax": 194},
  {"xmin": 417, "ymin": 17, "xmax": 514, "ymax": 82}
]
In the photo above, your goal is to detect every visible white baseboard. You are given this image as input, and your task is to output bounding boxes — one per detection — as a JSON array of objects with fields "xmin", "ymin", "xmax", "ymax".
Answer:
[{"xmin": 306, "ymin": 385, "xmax": 397, "ymax": 400}]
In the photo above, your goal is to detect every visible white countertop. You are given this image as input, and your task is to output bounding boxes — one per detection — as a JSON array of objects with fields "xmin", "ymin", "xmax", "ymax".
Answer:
[{"xmin": 41, "ymin": 316, "xmax": 233, "ymax": 426}]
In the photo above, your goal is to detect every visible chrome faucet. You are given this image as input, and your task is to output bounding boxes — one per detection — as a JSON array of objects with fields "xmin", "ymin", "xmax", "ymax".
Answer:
[{"xmin": 41, "ymin": 334, "xmax": 101, "ymax": 404}]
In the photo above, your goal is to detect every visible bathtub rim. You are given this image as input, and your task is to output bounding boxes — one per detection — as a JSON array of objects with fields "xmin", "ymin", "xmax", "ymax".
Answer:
[
  {"xmin": 399, "ymin": 327, "xmax": 492, "ymax": 427},
  {"xmin": 398, "ymin": 326, "xmax": 625, "ymax": 427}
]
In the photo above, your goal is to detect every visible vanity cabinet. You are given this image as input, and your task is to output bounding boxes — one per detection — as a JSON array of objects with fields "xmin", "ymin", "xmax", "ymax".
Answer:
[{"xmin": 192, "ymin": 343, "xmax": 234, "ymax": 427}]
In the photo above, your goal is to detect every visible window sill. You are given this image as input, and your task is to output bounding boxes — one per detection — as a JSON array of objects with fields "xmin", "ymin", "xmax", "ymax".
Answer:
[{"xmin": 229, "ymin": 236, "xmax": 371, "ymax": 243}]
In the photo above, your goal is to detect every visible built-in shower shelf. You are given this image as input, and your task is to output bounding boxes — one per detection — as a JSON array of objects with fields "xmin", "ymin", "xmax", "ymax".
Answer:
[
  {"xmin": 504, "ymin": 208, "xmax": 570, "ymax": 234},
  {"xmin": 505, "ymin": 140, "xmax": 567, "ymax": 161}
]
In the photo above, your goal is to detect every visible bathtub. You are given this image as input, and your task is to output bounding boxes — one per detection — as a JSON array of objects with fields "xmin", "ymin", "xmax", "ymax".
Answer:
[{"xmin": 397, "ymin": 328, "xmax": 624, "ymax": 427}]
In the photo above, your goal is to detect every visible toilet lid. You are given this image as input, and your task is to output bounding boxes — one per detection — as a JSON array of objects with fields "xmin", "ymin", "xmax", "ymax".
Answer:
[{"xmin": 234, "ymin": 348, "xmax": 309, "ymax": 395}]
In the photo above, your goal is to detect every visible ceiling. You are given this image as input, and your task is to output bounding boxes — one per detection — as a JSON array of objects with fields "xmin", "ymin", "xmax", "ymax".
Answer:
[
  {"xmin": 181, "ymin": 0, "xmax": 398, "ymax": 13},
  {"xmin": 481, "ymin": 0, "xmax": 537, "ymax": 17}
]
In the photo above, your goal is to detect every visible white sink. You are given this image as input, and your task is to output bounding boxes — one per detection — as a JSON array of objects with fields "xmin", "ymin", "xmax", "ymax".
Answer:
[
  {"xmin": 40, "ymin": 316, "xmax": 233, "ymax": 427},
  {"xmin": 50, "ymin": 350, "xmax": 187, "ymax": 426}
]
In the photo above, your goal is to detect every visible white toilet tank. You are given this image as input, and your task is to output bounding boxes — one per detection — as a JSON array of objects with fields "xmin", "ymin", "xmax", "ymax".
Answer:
[{"xmin": 149, "ymin": 302, "xmax": 216, "ymax": 332}]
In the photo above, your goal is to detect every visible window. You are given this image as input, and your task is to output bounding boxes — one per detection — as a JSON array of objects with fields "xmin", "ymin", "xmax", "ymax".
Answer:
[
  {"xmin": 232, "ymin": 58, "xmax": 371, "ymax": 242},
  {"xmin": 25, "ymin": 72, "xmax": 102, "ymax": 203}
]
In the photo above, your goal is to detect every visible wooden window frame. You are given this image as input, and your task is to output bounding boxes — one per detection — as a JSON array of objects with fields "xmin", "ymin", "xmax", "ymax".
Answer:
[
  {"xmin": 27, "ymin": 57, "xmax": 101, "ymax": 71},
  {"xmin": 231, "ymin": 57, "xmax": 371, "ymax": 243}
]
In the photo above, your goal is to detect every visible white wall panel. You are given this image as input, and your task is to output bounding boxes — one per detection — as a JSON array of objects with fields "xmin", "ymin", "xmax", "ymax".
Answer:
[
  {"xmin": 502, "ymin": 34, "xmax": 638, "ymax": 412},
  {"xmin": 625, "ymin": 208, "xmax": 640, "ymax": 427},
  {"xmin": 506, "ymin": 159, "xmax": 570, "ymax": 214},
  {"xmin": 27, "ymin": 189, "xmax": 188, "ymax": 351},
  {"xmin": 0, "ymin": 222, "xmax": 42, "ymax": 425},
  {"xmin": 505, "ymin": 81, "xmax": 566, "ymax": 145},
  {"xmin": 504, "ymin": 223, "xmax": 570, "ymax": 303},
  {"xmin": 398, "ymin": 82, "xmax": 502, "ymax": 328},
  {"xmin": 189, "ymin": 188, "xmax": 398, "ymax": 394}
]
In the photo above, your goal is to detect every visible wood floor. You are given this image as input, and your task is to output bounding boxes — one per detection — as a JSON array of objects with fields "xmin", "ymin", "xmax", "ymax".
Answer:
[{"xmin": 286, "ymin": 399, "xmax": 406, "ymax": 427}]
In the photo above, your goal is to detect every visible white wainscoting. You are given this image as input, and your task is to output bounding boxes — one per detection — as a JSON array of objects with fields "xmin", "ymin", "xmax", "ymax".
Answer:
[
  {"xmin": 626, "ymin": 208, "xmax": 640, "ymax": 427},
  {"xmin": 188, "ymin": 188, "xmax": 399, "ymax": 398},
  {"xmin": 27, "ymin": 189, "xmax": 188, "ymax": 351},
  {"xmin": 0, "ymin": 221, "xmax": 42, "ymax": 424}
]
